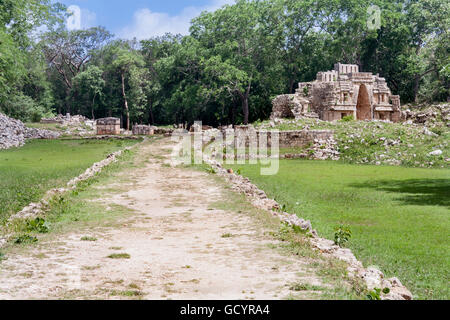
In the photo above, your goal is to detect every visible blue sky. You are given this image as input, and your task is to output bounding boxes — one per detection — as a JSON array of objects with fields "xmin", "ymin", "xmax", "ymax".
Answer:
[{"xmin": 57, "ymin": 0, "xmax": 234, "ymax": 39}]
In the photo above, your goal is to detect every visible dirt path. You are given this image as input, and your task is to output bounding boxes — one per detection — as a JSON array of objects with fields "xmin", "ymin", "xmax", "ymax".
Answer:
[{"xmin": 0, "ymin": 139, "xmax": 331, "ymax": 300}]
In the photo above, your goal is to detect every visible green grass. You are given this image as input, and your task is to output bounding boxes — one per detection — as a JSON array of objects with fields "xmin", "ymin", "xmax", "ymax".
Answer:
[
  {"xmin": 107, "ymin": 253, "xmax": 131, "ymax": 259},
  {"xmin": 80, "ymin": 236, "xmax": 97, "ymax": 242},
  {"xmin": 227, "ymin": 160, "xmax": 450, "ymax": 300},
  {"xmin": 0, "ymin": 139, "xmax": 138, "ymax": 224}
]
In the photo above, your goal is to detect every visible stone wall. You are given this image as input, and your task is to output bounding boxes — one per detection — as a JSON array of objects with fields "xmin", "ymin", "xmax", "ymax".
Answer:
[
  {"xmin": 228, "ymin": 128, "xmax": 334, "ymax": 148},
  {"xmin": 273, "ymin": 130, "xmax": 334, "ymax": 148}
]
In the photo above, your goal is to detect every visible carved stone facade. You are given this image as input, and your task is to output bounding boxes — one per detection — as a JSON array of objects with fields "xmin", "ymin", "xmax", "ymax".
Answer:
[{"xmin": 272, "ymin": 63, "xmax": 402, "ymax": 122}]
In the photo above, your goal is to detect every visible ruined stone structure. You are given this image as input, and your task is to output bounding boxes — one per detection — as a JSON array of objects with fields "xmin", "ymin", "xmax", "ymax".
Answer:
[
  {"xmin": 96, "ymin": 117, "xmax": 120, "ymax": 135},
  {"xmin": 272, "ymin": 63, "xmax": 402, "ymax": 122},
  {"xmin": 221, "ymin": 126, "xmax": 334, "ymax": 149},
  {"xmin": 132, "ymin": 124, "xmax": 155, "ymax": 135}
]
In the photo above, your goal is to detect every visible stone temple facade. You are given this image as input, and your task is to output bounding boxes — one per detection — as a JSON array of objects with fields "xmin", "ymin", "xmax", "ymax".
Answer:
[{"xmin": 272, "ymin": 63, "xmax": 401, "ymax": 122}]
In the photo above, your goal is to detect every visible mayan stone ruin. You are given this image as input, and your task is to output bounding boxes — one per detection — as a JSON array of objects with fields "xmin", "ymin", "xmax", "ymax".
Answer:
[
  {"xmin": 96, "ymin": 117, "xmax": 121, "ymax": 135},
  {"xmin": 272, "ymin": 63, "xmax": 402, "ymax": 122},
  {"xmin": 132, "ymin": 124, "xmax": 157, "ymax": 135}
]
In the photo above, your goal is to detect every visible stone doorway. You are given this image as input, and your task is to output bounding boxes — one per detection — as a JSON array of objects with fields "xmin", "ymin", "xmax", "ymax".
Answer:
[{"xmin": 356, "ymin": 84, "xmax": 371, "ymax": 120}]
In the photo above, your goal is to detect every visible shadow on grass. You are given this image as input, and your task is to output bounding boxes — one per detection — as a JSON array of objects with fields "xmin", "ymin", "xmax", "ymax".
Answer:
[{"xmin": 350, "ymin": 179, "xmax": 450, "ymax": 208}]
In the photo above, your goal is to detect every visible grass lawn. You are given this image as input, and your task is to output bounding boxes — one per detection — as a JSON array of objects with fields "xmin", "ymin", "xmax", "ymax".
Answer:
[
  {"xmin": 0, "ymin": 139, "xmax": 138, "ymax": 224},
  {"xmin": 227, "ymin": 160, "xmax": 450, "ymax": 300}
]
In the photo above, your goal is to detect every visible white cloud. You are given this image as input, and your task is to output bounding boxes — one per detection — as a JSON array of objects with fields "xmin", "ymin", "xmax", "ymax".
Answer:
[
  {"xmin": 66, "ymin": 5, "xmax": 97, "ymax": 30},
  {"xmin": 118, "ymin": 0, "xmax": 235, "ymax": 40},
  {"xmin": 80, "ymin": 8, "xmax": 97, "ymax": 29}
]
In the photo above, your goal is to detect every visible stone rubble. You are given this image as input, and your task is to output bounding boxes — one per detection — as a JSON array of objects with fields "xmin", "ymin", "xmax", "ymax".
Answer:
[
  {"xmin": 308, "ymin": 137, "xmax": 340, "ymax": 160},
  {"xmin": 402, "ymin": 103, "xmax": 450, "ymax": 127},
  {"xmin": 41, "ymin": 114, "xmax": 96, "ymax": 137},
  {"xmin": 0, "ymin": 113, "xmax": 61, "ymax": 150},
  {"xmin": 41, "ymin": 114, "xmax": 90, "ymax": 126},
  {"xmin": 24, "ymin": 127, "xmax": 61, "ymax": 140},
  {"xmin": 203, "ymin": 154, "xmax": 413, "ymax": 300},
  {"xmin": 429, "ymin": 149, "xmax": 443, "ymax": 156}
]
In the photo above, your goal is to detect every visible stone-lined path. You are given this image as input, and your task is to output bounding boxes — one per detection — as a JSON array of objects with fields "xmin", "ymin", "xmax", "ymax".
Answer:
[{"xmin": 0, "ymin": 139, "xmax": 332, "ymax": 300}]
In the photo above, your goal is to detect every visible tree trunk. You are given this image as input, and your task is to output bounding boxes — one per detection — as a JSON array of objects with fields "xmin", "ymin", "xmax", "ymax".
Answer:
[
  {"xmin": 148, "ymin": 100, "xmax": 154, "ymax": 125},
  {"xmin": 413, "ymin": 75, "xmax": 420, "ymax": 103},
  {"xmin": 66, "ymin": 87, "xmax": 72, "ymax": 115},
  {"xmin": 121, "ymin": 72, "xmax": 130, "ymax": 130},
  {"xmin": 242, "ymin": 95, "xmax": 249, "ymax": 125},
  {"xmin": 229, "ymin": 98, "xmax": 238, "ymax": 126},
  {"xmin": 289, "ymin": 78, "xmax": 296, "ymax": 94},
  {"xmin": 91, "ymin": 93, "xmax": 96, "ymax": 121},
  {"xmin": 241, "ymin": 77, "xmax": 252, "ymax": 125}
]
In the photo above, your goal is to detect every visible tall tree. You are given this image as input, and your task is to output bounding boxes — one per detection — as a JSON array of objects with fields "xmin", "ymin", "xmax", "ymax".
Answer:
[
  {"xmin": 191, "ymin": 0, "xmax": 282, "ymax": 124},
  {"xmin": 111, "ymin": 46, "xmax": 145, "ymax": 130},
  {"xmin": 41, "ymin": 27, "xmax": 112, "ymax": 113},
  {"xmin": 73, "ymin": 66, "xmax": 105, "ymax": 120}
]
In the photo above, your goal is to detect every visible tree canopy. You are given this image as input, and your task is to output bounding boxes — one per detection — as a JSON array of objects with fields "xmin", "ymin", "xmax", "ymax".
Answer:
[{"xmin": 1, "ymin": 0, "xmax": 448, "ymax": 126}]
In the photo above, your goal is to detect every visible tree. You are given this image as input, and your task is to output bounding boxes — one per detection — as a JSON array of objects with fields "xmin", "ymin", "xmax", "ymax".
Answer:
[
  {"xmin": 403, "ymin": 0, "xmax": 449, "ymax": 102},
  {"xmin": 112, "ymin": 46, "xmax": 145, "ymax": 130},
  {"xmin": 73, "ymin": 66, "xmax": 105, "ymax": 120},
  {"xmin": 41, "ymin": 26, "xmax": 112, "ymax": 113},
  {"xmin": 191, "ymin": 0, "xmax": 283, "ymax": 124},
  {"xmin": 140, "ymin": 35, "xmax": 181, "ymax": 124},
  {"xmin": 0, "ymin": 0, "xmax": 64, "ymax": 107}
]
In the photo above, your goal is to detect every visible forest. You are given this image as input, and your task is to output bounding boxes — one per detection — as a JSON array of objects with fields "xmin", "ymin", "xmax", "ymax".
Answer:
[{"xmin": 0, "ymin": 0, "xmax": 448, "ymax": 128}]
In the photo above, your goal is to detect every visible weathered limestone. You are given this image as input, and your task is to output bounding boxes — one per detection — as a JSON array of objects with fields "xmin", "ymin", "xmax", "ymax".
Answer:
[
  {"xmin": 41, "ymin": 114, "xmax": 89, "ymax": 126},
  {"xmin": 96, "ymin": 117, "xmax": 120, "ymax": 135},
  {"xmin": 402, "ymin": 103, "xmax": 450, "ymax": 126},
  {"xmin": 221, "ymin": 125, "xmax": 335, "ymax": 149},
  {"xmin": 0, "ymin": 113, "xmax": 26, "ymax": 149},
  {"xmin": 132, "ymin": 124, "xmax": 156, "ymax": 135},
  {"xmin": 0, "ymin": 113, "xmax": 60, "ymax": 150},
  {"xmin": 272, "ymin": 63, "xmax": 402, "ymax": 122}
]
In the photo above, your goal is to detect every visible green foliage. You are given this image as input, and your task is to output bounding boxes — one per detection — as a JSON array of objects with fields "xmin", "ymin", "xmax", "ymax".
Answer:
[
  {"xmin": 107, "ymin": 253, "xmax": 131, "ymax": 259},
  {"xmin": 0, "ymin": 92, "xmax": 53, "ymax": 122},
  {"xmin": 3, "ymin": 0, "xmax": 448, "ymax": 125},
  {"xmin": 25, "ymin": 217, "xmax": 50, "ymax": 233},
  {"xmin": 73, "ymin": 66, "xmax": 105, "ymax": 119},
  {"xmin": 81, "ymin": 236, "xmax": 97, "ymax": 241},
  {"xmin": 303, "ymin": 86, "xmax": 309, "ymax": 96},
  {"xmin": 206, "ymin": 167, "xmax": 216, "ymax": 174},
  {"xmin": 366, "ymin": 288, "xmax": 382, "ymax": 300},
  {"xmin": 334, "ymin": 225, "xmax": 352, "ymax": 247},
  {"xmin": 14, "ymin": 234, "xmax": 38, "ymax": 244},
  {"xmin": 340, "ymin": 115, "xmax": 354, "ymax": 122},
  {"xmin": 0, "ymin": 0, "xmax": 65, "ymax": 114}
]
